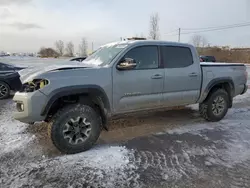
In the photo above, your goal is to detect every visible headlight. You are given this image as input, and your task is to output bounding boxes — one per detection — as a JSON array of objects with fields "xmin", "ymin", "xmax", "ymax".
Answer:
[{"xmin": 21, "ymin": 79, "xmax": 49, "ymax": 92}]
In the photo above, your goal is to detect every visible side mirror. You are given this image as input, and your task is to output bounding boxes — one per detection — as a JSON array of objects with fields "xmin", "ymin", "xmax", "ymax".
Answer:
[{"xmin": 117, "ymin": 58, "xmax": 137, "ymax": 70}]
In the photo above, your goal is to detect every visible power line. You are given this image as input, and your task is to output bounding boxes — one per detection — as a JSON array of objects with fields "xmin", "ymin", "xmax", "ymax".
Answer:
[
  {"xmin": 182, "ymin": 21, "xmax": 250, "ymax": 31},
  {"xmin": 181, "ymin": 23, "xmax": 250, "ymax": 35},
  {"xmin": 163, "ymin": 22, "xmax": 250, "ymax": 37},
  {"xmin": 163, "ymin": 29, "xmax": 179, "ymax": 35}
]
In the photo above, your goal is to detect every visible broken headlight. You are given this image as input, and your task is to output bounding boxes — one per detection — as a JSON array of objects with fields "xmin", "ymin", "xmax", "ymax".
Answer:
[{"xmin": 21, "ymin": 79, "xmax": 49, "ymax": 92}]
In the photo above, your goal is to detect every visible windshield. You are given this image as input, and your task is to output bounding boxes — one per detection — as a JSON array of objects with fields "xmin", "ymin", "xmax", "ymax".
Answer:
[{"xmin": 84, "ymin": 43, "xmax": 128, "ymax": 66}]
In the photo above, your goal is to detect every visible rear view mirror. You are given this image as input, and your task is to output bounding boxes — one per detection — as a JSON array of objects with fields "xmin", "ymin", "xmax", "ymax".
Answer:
[{"xmin": 117, "ymin": 58, "xmax": 137, "ymax": 70}]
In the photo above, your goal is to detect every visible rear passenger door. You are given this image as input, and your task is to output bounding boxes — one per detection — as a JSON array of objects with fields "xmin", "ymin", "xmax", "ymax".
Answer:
[{"xmin": 160, "ymin": 46, "xmax": 201, "ymax": 106}]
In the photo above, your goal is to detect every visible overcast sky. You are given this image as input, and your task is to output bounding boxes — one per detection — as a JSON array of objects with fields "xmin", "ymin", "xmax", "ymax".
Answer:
[{"xmin": 0, "ymin": 0, "xmax": 250, "ymax": 52}]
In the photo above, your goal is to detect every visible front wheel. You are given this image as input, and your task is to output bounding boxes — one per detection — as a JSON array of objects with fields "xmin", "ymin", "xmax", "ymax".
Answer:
[
  {"xmin": 199, "ymin": 89, "xmax": 229, "ymax": 122},
  {"xmin": 48, "ymin": 104, "xmax": 102, "ymax": 154}
]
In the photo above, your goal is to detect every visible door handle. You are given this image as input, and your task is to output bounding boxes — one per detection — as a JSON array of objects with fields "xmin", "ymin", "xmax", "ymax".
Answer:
[
  {"xmin": 188, "ymin": 72, "xmax": 198, "ymax": 77},
  {"xmin": 151, "ymin": 74, "xmax": 163, "ymax": 79}
]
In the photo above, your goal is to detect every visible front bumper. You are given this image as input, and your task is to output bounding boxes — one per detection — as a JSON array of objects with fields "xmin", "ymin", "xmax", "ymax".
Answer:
[
  {"xmin": 13, "ymin": 91, "xmax": 48, "ymax": 123},
  {"xmin": 241, "ymin": 84, "xmax": 248, "ymax": 95}
]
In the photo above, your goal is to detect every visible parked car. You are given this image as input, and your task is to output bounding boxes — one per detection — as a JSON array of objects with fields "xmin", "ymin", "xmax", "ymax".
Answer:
[
  {"xmin": 13, "ymin": 40, "xmax": 248, "ymax": 154},
  {"xmin": 0, "ymin": 62, "xmax": 24, "ymax": 99},
  {"xmin": 0, "ymin": 62, "xmax": 25, "ymax": 72},
  {"xmin": 200, "ymin": 55, "xmax": 216, "ymax": 62},
  {"xmin": 70, "ymin": 56, "xmax": 87, "ymax": 62}
]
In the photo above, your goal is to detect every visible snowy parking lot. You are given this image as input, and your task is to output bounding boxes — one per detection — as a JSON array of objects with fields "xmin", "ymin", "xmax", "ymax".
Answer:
[{"xmin": 0, "ymin": 59, "xmax": 250, "ymax": 188}]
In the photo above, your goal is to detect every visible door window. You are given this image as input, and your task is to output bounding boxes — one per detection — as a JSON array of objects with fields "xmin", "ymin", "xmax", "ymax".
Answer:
[{"xmin": 123, "ymin": 46, "xmax": 159, "ymax": 69}]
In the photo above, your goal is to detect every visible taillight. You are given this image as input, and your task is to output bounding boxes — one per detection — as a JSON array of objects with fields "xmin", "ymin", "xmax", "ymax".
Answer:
[{"xmin": 200, "ymin": 58, "xmax": 203, "ymax": 62}]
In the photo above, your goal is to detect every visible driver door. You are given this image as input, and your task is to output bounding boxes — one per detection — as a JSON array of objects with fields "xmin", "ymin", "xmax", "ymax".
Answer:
[{"xmin": 112, "ymin": 45, "xmax": 164, "ymax": 113}]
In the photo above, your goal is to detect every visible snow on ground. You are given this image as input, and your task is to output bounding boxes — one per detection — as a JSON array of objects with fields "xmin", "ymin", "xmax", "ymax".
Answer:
[
  {"xmin": 0, "ymin": 56, "xmax": 69, "ymax": 68},
  {"xmin": 58, "ymin": 146, "xmax": 130, "ymax": 170},
  {"xmin": 139, "ymin": 106, "xmax": 250, "ymax": 187},
  {"xmin": 0, "ymin": 101, "xmax": 35, "ymax": 155},
  {"xmin": 3, "ymin": 145, "xmax": 137, "ymax": 188},
  {"xmin": 0, "ymin": 60, "xmax": 250, "ymax": 187},
  {"xmin": 167, "ymin": 107, "xmax": 250, "ymax": 168},
  {"xmin": 233, "ymin": 89, "xmax": 250, "ymax": 103},
  {"xmin": 0, "ymin": 56, "xmax": 41, "ymax": 62},
  {"xmin": 1, "ymin": 96, "xmax": 250, "ymax": 187},
  {"xmin": 0, "ymin": 101, "xmax": 137, "ymax": 187}
]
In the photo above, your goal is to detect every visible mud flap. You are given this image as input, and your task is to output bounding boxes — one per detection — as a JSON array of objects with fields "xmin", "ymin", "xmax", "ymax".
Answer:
[{"xmin": 229, "ymin": 98, "xmax": 233, "ymax": 108}]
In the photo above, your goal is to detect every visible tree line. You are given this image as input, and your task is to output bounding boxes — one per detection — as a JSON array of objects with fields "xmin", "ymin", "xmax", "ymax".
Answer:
[{"xmin": 38, "ymin": 38, "xmax": 88, "ymax": 58}]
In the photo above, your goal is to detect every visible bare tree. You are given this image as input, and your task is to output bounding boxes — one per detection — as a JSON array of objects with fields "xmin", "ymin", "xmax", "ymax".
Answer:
[
  {"xmin": 201, "ymin": 37, "xmax": 208, "ymax": 48},
  {"xmin": 190, "ymin": 35, "xmax": 208, "ymax": 54},
  {"xmin": 55, "ymin": 40, "xmax": 64, "ymax": 56},
  {"xmin": 65, "ymin": 41, "xmax": 74, "ymax": 57},
  {"xmin": 79, "ymin": 38, "xmax": 88, "ymax": 56},
  {"xmin": 149, "ymin": 12, "xmax": 160, "ymax": 40},
  {"xmin": 190, "ymin": 35, "xmax": 208, "ymax": 48}
]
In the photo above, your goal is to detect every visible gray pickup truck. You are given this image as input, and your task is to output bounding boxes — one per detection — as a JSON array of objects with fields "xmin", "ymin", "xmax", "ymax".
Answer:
[{"xmin": 13, "ymin": 40, "xmax": 248, "ymax": 154}]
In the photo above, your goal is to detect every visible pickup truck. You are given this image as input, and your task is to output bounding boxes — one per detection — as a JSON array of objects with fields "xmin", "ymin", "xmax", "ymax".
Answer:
[
  {"xmin": 200, "ymin": 55, "xmax": 216, "ymax": 62},
  {"xmin": 13, "ymin": 40, "xmax": 248, "ymax": 154}
]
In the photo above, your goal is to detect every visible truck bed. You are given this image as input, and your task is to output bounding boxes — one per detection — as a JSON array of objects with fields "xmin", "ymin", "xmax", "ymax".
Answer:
[{"xmin": 199, "ymin": 62, "xmax": 247, "ymax": 102}]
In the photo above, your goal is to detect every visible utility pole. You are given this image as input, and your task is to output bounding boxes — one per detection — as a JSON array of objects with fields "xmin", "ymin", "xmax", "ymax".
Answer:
[
  {"xmin": 178, "ymin": 28, "xmax": 181, "ymax": 42},
  {"xmin": 91, "ymin": 42, "xmax": 94, "ymax": 52}
]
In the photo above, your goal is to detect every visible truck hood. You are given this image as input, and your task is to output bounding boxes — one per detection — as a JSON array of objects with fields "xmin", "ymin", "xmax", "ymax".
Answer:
[{"xmin": 19, "ymin": 61, "xmax": 97, "ymax": 83}]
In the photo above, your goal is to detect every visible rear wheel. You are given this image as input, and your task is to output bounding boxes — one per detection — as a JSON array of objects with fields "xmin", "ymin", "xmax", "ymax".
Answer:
[
  {"xmin": 48, "ymin": 103, "xmax": 102, "ymax": 154},
  {"xmin": 199, "ymin": 89, "xmax": 229, "ymax": 122},
  {"xmin": 0, "ymin": 81, "xmax": 10, "ymax": 100}
]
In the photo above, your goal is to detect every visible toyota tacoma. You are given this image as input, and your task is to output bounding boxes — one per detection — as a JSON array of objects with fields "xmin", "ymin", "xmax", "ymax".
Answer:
[{"xmin": 13, "ymin": 40, "xmax": 248, "ymax": 154}]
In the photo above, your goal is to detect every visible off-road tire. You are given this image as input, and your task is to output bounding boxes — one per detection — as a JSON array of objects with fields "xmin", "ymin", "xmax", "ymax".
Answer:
[
  {"xmin": 199, "ymin": 89, "xmax": 229, "ymax": 122},
  {"xmin": 0, "ymin": 81, "xmax": 10, "ymax": 100},
  {"xmin": 48, "ymin": 103, "xmax": 102, "ymax": 154}
]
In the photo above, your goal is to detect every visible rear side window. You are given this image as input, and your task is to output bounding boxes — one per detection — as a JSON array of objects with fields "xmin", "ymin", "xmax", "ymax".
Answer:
[{"xmin": 161, "ymin": 46, "xmax": 193, "ymax": 68}]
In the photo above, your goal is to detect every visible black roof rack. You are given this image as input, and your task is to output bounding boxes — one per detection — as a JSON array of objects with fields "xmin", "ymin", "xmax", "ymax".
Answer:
[{"xmin": 127, "ymin": 37, "xmax": 147, "ymax": 40}]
